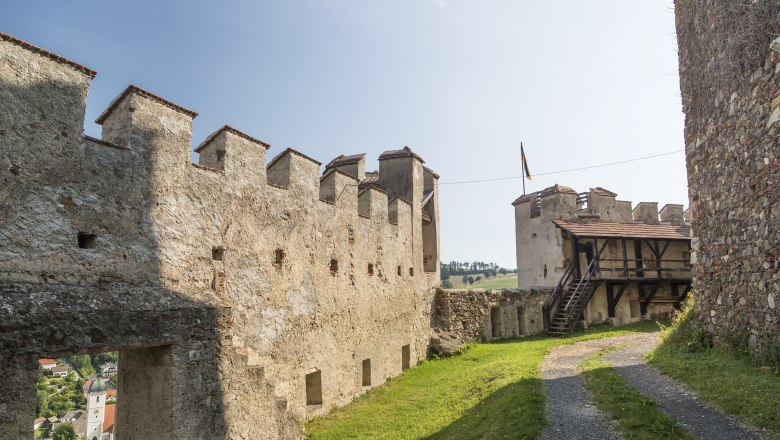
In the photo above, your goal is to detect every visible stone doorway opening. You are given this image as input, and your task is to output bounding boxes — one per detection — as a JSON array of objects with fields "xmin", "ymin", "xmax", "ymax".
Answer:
[{"xmin": 32, "ymin": 345, "xmax": 173, "ymax": 440}]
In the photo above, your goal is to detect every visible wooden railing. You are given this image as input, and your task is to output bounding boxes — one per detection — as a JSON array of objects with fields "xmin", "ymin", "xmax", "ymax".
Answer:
[
  {"xmin": 595, "ymin": 258, "xmax": 691, "ymax": 279},
  {"xmin": 559, "ymin": 255, "xmax": 599, "ymax": 332},
  {"xmin": 543, "ymin": 258, "xmax": 576, "ymax": 330}
]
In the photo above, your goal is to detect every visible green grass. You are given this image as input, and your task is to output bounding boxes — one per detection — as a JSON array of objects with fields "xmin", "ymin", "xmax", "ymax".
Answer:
[
  {"xmin": 648, "ymin": 300, "xmax": 780, "ymax": 438},
  {"xmin": 306, "ymin": 321, "xmax": 662, "ymax": 440},
  {"xmin": 465, "ymin": 275, "xmax": 518, "ymax": 290},
  {"xmin": 581, "ymin": 349, "xmax": 693, "ymax": 440}
]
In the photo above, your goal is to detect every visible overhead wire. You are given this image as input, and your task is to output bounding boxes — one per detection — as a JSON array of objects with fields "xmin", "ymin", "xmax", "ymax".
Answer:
[{"xmin": 438, "ymin": 150, "xmax": 685, "ymax": 185}]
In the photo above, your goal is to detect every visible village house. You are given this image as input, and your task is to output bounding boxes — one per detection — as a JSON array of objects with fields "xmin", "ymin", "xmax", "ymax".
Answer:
[
  {"xmin": 37, "ymin": 359, "xmax": 56, "ymax": 371},
  {"xmin": 50, "ymin": 365, "xmax": 70, "ymax": 377},
  {"xmin": 513, "ymin": 185, "xmax": 692, "ymax": 334}
]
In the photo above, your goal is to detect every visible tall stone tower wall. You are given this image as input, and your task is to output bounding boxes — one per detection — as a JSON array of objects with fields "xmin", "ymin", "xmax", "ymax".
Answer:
[
  {"xmin": 675, "ymin": 1, "xmax": 780, "ymax": 350},
  {"xmin": 0, "ymin": 32, "xmax": 440, "ymax": 439}
]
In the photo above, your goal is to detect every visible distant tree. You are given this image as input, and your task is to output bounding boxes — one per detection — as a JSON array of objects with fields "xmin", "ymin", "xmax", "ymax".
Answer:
[
  {"xmin": 440, "ymin": 264, "xmax": 450, "ymax": 280},
  {"xmin": 467, "ymin": 276, "xmax": 475, "ymax": 285},
  {"xmin": 476, "ymin": 276, "xmax": 482, "ymax": 282},
  {"xmin": 66, "ymin": 354, "xmax": 95, "ymax": 377},
  {"xmin": 499, "ymin": 268, "xmax": 508, "ymax": 275},
  {"xmin": 462, "ymin": 275, "xmax": 469, "ymax": 285},
  {"xmin": 441, "ymin": 279, "xmax": 453, "ymax": 289},
  {"xmin": 483, "ymin": 271, "xmax": 491, "ymax": 279},
  {"xmin": 36, "ymin": 389, "xmax": 49, "ymax": 417},
  {"xmin": 52, "ymin": 423, "xmax": 78, "ymax": 440}
]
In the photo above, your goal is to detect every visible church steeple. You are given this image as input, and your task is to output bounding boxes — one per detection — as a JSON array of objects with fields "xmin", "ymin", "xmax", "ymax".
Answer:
[{"xmin": 85, "ymin": 378, "xmax": 107, "ymax": 440}]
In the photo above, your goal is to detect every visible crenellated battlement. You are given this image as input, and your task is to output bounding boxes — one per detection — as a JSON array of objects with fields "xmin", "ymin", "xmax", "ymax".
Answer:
[
  {"xmin": 1, "ymin": 32, "xmax": 441, "ymax": 438},
  {"xmin": 0, "ymin": 32, "xmax": 438, "ymax": 231},
  {"xmin": 512, "ymin": 184, "xmax": 688, "ymax": 226}
]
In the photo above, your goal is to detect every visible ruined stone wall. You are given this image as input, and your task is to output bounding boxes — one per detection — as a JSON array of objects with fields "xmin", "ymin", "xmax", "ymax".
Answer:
[
  {"xmin": 433, "ymin": 289, "xmax": 548, "ymax": 341},
  {"xmin": 0, "ymin": 33, "xmax": 440, "ymax": 438},
  {"xmin": 675, "ymin": 1, "xmax": 780, "ymax": 351}
]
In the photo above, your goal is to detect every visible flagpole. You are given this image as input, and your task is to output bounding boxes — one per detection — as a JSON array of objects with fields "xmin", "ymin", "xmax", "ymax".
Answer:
[{"xmin": 521, "ymin": 142, "xmax": 526, "ymax": 195}]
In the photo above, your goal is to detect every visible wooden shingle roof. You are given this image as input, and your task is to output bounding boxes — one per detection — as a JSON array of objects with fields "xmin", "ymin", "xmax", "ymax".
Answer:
[{"xmin": 553, "ymin": 220, "xmax": 691, "ymax": 241}]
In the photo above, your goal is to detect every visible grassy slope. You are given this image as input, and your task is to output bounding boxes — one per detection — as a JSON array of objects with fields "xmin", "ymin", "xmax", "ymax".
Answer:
[
  {"xmin": 465, "ymin": 275, "xmax": 518, "ymax": 290},
  {"xmin": 581, "ymin": 351, "xmax": 693, "ymax": 440},
  {"xmin": 306, "ymin": 321, "xmax": 661, "ymax": 440},
  {"xmin": 648, "ymin": 300, "xmax": 780, "ymax": 438}
]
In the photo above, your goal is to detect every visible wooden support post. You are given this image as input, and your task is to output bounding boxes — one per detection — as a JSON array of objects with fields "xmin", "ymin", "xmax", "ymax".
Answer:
[
  {"xmin": 622, "ymin": 238, "xmax": 628, "ymax": 278},
  {"xmin": 639, "ymin": 284, "xmax": 659, "ymax": 315},
  {"xmin": 634, "ymin": 240, "xmax": 644, "ymax": 278},
  {"xmin": 573, "ymin": 237, "xmax": 581, "ymax": 279}
]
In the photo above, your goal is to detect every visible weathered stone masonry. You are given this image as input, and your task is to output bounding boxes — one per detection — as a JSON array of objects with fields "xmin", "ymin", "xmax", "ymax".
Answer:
[
  {"xmin": 675, "ymin": 1, "xmax": 780, "ymax": 351},
  {"xmin": 433, "ymin": 289, "xmax": 548, "ymax": 342},
  {"xmin": 0, "ymin": 33, "xmax": 440, "ymax": 439}
]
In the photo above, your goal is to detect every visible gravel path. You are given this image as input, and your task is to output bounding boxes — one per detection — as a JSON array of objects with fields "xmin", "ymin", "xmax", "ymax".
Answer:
[
  {"xmin": 541, "ymin": 334, "xmax": 647, "ymax": 440},
  {"xmin": 604, "ymin": 333, "xmax": 764, "ymax": 440}
]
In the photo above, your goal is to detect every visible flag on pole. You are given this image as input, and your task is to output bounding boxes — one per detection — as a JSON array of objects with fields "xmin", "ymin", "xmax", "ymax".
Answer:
[{"xmin": 521, "ymin": 143, "xmax": 532, "ymax": 180}]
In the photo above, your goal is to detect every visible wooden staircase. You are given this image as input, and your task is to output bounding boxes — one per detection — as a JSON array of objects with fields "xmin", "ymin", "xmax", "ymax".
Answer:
[
  {"xmin": 543, "ymin": 257, "xmax": 600, "ymax": 336},
  {"xmin": 546, "ymin": 277, "xmax": 598, "ymax": 335}
]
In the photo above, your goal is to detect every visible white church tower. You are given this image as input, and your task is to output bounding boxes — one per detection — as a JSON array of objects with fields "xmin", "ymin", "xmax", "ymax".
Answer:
[{"xmin": 85, "ymin": 378, "xmax": 107, "ymax": 440}]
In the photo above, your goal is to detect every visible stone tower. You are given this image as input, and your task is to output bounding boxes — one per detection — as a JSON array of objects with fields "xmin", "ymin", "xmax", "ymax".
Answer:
[{"xmin": 85, "ymin": 378, "xmax": 107, "ymax": 440}]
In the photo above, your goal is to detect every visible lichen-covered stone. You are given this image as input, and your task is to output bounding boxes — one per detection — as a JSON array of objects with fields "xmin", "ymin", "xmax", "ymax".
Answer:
[{"xmin": 675, "ymin": 1, "xmax": 780, "ymax": 353}]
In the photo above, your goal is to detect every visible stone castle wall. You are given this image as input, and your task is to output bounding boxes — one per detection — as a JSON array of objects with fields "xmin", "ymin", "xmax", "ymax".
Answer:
[
  {"xmin": 675, "ymin": 1, "xmax": 780, "ymax": 350},
  {"xmin": 0, "ymin": 33, "xmax": 440, "ymax": 438},
  {"xmin": 433, "ymin": 289, "xmax": 548, "ymax": 341}
]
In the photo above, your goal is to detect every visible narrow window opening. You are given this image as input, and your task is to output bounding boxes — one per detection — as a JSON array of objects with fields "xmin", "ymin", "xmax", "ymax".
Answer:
[
  {"xmin": 212, "ymin": 247, "xmax": 224, "ymax": 261},
  {"xmin": 368, "ymin": 263, "xmax": 374, "ymax": 276},
  {"xmin": 401, "ymin": 345, "xmax": 411, "ymax": 371},
  {"xmin": 517, "ymin": 306, "xmax": 527, "ymax": 336},
  {"xmin": 361, "ymin": 359, "xmax": 371, "ymax": 386},
  {"xmin": 216, "ymin": 150, "xmax": 225, "ymax": 162},
  {"xmin": 274, "ymin": 249, "xmax": 286, "ymax": 268},
  {"xmin": 409, "ymin": 267, "xmax": 414, "ymax": 276},
  {"xmin": 305, "ymin": 370, "xmax": 323, "ymax": 405},
  {"xmin": 397, "ymin": 266, "xmax": 402, "ymax": 276},
  {"xmin": 78, "ymin": 233, "xmax": 97, "ymax": 249},
  {"xmin": 491, "ymin": 306, "xmax": 502, "ymax": 338},
  {"xmin": 330, "ymin": 259, "xmax": 339, "ymax": 275}
]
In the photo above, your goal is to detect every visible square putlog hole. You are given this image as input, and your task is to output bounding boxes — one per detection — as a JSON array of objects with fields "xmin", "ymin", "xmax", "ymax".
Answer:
[{"xmin": 78, "ymin": 233, "xmax": 97, "ymax": 249}]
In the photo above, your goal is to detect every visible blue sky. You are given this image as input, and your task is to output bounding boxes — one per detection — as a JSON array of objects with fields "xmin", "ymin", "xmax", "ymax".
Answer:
[{"xmin": 3, "ymin": 1, "xmax": 687, "ymax": 267}]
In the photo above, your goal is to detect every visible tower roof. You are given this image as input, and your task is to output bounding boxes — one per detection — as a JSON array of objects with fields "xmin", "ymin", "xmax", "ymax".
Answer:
[{"xmin": 89, "ymin": 378, "xmax": 108, "ymax": 393}]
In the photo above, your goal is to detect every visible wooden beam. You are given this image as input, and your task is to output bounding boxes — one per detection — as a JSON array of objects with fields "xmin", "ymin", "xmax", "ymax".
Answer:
[
  {"xmin": 639, "ymin": 284, "xmax": 660, "ymax": 315},
  {"xmin": 607, "ymin": 283, "xmax": 628, "ymax": 318},
  {"xmin": 622, "ymin": 238, "xmax": 628, "ymax": 278},
  {"xmin": 634, "ymin": 240, "xmax": 644, "ymax": 278}
]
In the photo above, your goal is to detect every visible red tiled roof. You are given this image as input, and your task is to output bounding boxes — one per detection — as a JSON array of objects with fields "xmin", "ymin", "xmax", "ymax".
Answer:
[
  {"xmin": 103, "ymin": 404, "xmax": 116, "ymax": 433},
  {"xmin": 589, "ymin": 187, "xmax": 617, "ymax": 197},
  {"xmin": 96, "ymin": 85, "xmax": 198, "ymax": 125},
  {"xmin": 194, "ymin": 125, "xmax": 270, "ymax": 152},
  {"xmin": 553, "ymin": 220, "xmax": 691, "ymax": 240},
  {"xmin": 0, "ymin": 32, "xmax": 97, "ymax": 78},
  {"xmin": 38, "ymin": 358, "xmax": 56, "ymax": 365}
]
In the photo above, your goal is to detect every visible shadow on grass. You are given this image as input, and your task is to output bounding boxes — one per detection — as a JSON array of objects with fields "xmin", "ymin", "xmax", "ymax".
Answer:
[{"xmin": 425, "ymin": 377, "xmax": 545, "ymax": 440}]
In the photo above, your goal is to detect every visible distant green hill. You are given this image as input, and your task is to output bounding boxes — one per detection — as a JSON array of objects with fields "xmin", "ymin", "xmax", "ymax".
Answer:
[{"xmin": 465, "ymin": 275, "xmax": 517, "ymax": 290}]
